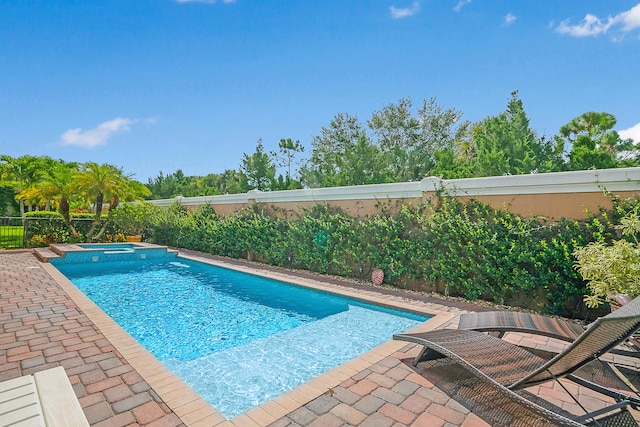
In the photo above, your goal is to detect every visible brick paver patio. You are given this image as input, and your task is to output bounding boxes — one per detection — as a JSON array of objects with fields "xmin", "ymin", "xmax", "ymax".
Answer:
[
  {"xmin": 1, "ymin": 249, "xmax": 638, "ymax": 426},
  {"xmin": 1, "ymin": 250, "xmax": 182, "ymax": 427}
]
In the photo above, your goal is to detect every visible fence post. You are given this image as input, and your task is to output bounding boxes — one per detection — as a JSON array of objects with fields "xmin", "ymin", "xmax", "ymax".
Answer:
[{"xmin": 22, "ymin": 217, "xmax": 27, "ymax": 248}]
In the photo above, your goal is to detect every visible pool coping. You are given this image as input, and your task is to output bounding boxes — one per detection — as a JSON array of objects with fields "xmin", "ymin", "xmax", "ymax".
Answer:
[{"xmin": 41, "ymin": 251, "xmax": 455, "ymax": 427}]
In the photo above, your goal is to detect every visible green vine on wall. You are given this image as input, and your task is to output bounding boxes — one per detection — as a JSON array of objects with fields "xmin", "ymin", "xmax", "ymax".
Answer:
[{"xmin": 148, "ymin": 196, "xmax": 640, "ymax": 318}]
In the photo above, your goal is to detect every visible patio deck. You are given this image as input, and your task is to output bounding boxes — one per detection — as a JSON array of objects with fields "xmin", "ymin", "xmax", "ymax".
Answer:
[{"xmin": 1, "ymin": 249, "xmax": 638, "ymax": 426}]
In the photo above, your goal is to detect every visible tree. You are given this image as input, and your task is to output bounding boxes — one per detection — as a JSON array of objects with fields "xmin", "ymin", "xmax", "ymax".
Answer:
[
  {"xmin": 190, "ymin": 174, "xmax": 223, "ymax": 196},
  {"xmin": 118, "ymin": 179, "xmax": 151, "ymax": 205},
  {"xmin": 22, "ymin": 160, "xmax": 79, "ymax": 227},
  {"xmin": 0, "ymin": 154, "xmax": 48, "ymax": 216},
  {"xmin": 339, "ymin": 133, "xmax": 387, "ymax": 186},
  {"xmin": 75, "ymin": 162, "xmax": 124, "ymax": 220},
  {"xmin": 468, "ymin": 91, "xmax": 561, "ymax": 176},
  {"xmin": 559, "ymin": 112, "xmax": 639, "ymax": 171},
  {"xmin": 369, "ymin": 98, "xmax": 470, "ymax": 181},
  {"xmin": 368, "ymin": 98, "xmax": 421, "ymax": 181},
  {"xmin": 240, "ymin": 139, "xmax": 276, "ymax": 191},
  {"xmin": 147, "ymin": 169, "xmax": 201, "ymax": 199},
  {"xmin": 272, "ymin": 138, "xmax": 304, "ymax": 190},
  {"xmin": 147, "ymin": 171, "xmax": 173, "ymax": 199},
  {"xmin": 429, "ymin": 148, "xmax": 474, "ymax": 179},
  {"xmin": 146, "ymin": 170, "xmax": 249, "ymax": 199},
  {"xmin": 73, "ymin": 162, "xmax": 146, "ymax": 240},
  {"xmin": 0, "ymin": 185, "xmax": 18, "ymax": 216},
  {"xmin": 301, "ymin": 113, "xmax": 386, "ymax": 187},
  {"xmin": 218, "ymin": 169, "xmax": 247, "ymax": 194}
]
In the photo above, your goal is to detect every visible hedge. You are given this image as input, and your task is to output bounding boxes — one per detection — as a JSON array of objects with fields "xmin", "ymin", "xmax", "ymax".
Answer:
[{"xmin": 148, "ymin": 196, "xmax": 638, "ymax": 318}]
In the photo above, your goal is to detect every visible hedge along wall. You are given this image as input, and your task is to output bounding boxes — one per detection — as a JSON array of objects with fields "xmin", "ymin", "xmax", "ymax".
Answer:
[
  {"xmin": 148, "ymin": 167, "xmax": 640, "ymax": 220},
  {"xmin": 150, "ymin": 189, "xmax": 640, "ymax": 319},
  {"xmin": 147, "ymin": 168, "xmax": 640, "ymax": 318}
]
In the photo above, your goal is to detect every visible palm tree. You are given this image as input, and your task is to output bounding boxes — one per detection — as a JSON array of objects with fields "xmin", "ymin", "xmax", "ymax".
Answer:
[
  {"xmin": 74, "ymin": 162, "xmax": 128, "ymax": 239},
  {"xmin": 117, "ymin": 179, "xmax": 151, "ymax": 206},
  {"xmin": 73, "ymin": 162, "xmax": 150, "ymax": 240},
  {"xmin": 33, "ymin": 160, "xmax": 80, "ymax": 225},
  {"xmin": 0, "ymin": 155, "xmax": 48, "ymax": 216}
]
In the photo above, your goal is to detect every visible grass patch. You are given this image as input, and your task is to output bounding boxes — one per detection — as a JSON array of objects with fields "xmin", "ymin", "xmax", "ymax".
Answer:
[{"xmin": 0, "ymin": 225, "xmax": 24, "ymax": 248}]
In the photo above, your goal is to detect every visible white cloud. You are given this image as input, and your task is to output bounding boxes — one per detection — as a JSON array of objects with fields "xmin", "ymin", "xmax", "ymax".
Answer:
[
  {"xmin": 454, "ymin": 0, "xmax": 471, "ymax": 13},
  {"xmin": 390, "ymin": 1, "xmax": 420, "ymax": 19},
  {"xmin": 60, "ymin": 117, "xmax": 137, "ymax": 148},
  {"xmin": 556, "ymin": 14, "xmax": 612, "ymax": 37},
  {"xmin": 620, "ymin": 122, "xmax": 640, "ymax": 142},
  {"xmin": 618, "ymin": 3, "xmax": 640, "ymax": 33},
  {"xmin": 504, "ymin": 13, "xmax": 517, "ymax": 26},
  {"xmin": 556, "ymin": 3, "xmax": 640, "ymax": 38}
]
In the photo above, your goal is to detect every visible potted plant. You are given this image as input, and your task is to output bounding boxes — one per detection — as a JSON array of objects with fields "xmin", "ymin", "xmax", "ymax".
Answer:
[
  {"xmin": 110, "ymin": 202, "xmax": 157, "ymax": 242},
  {"xmin": 574, "ymin": 208, "xmax": 640, "ymax": 309}
]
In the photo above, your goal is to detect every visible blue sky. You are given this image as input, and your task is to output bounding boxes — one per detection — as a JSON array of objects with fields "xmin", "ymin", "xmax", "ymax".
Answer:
[{"xmin": 1, "ymin": 1, "xmax": 639, "ymax": 182}]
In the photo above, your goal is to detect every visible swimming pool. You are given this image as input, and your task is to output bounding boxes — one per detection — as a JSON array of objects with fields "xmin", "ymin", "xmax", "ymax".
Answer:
[{"xmin": 52, "ymin": 255, "xmax": 428, "ymax": 418}]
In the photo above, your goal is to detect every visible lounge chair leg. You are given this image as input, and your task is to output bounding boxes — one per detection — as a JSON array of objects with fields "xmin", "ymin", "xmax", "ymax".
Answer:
[
  {"xmin": 574, "ymin": 400, "xmax": 632, "ymax": 425},
  {"xmin": 568, "ymin": 373, "xmax": 640, "ymax": 407}
]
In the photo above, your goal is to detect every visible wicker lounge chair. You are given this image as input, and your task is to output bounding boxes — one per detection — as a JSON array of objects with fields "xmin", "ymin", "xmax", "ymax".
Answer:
[
  {"xmin": 458, "ymin": 295, "xmax": 639, "ymax": 351},
  {"xmin": 394, "ymin": 297, "xmax": 640, "ymax": 427},
  {"xmin": 458, "ymin": 309, "xmax": 585, "ymax": 341}
]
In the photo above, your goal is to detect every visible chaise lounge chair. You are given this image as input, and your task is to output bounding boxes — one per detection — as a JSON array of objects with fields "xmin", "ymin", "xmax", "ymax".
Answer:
[
  {"xmin": 458, "ymin": 309, "xmax": 586, "ymax": 341},
  {"xmin": 457, "ymin": 295, "xmax": 640, "ymax": 352},
  {"xmin": 394, "ymin": 297, "xmax": 640, "ymax": 427},
  {"xmin": 0, "ymin": 366, "xmax": 89, "ymax": 427}
]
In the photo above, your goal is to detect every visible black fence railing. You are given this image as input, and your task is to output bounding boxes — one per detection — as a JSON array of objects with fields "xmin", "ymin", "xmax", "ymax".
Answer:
[
  {"xmin": 0, "ymin": 217, "xmax": 108, "ymax": 249},
  {"xmin": 0, "ymin": 217, "xmax": 25, "ymax": 249}
]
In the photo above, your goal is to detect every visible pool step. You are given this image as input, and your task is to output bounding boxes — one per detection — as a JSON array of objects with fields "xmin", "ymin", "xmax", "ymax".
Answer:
[
  {"xmin": 33, "ymin": 247, "xmax": 60, "ymax": 263},
  {"xmin": 49, "ymin": 244, "xmax": 82, "ymax": 256},
  {"xmin": 104, "ymin": 249, "xmax": 136, "ymax": 254}
]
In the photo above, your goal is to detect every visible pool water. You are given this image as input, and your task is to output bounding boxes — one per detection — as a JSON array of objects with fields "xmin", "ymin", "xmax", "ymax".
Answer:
[{"xmin": 54, "ymin": 258, "xmax": 428, "ymax": 418}]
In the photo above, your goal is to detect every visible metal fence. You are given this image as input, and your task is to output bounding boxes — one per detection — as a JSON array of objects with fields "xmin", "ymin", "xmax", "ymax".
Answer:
[
  {"xmin": 0, "ymin": 217, "xmax": 25, "ymax": 249},
  {"xmin": 0, "ymin": 217, "xmax": 105, "ymax": 250}
]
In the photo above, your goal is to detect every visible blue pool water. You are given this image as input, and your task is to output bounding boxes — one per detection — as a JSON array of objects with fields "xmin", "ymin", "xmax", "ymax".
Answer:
[{"xmin": 53, "ymin": 257, "xmax": 428, "ymax": 418}]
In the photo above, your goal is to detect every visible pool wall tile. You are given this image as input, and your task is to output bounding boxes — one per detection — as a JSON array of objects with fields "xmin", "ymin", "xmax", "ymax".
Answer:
[{"xmin": 49, "ymin": 244, "xmax": 177, "ymax": 265}]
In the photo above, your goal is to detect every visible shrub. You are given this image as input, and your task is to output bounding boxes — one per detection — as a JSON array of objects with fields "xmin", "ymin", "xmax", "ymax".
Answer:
[
  {"xmin": 149, "ymin": 201, "xmax": 187, "ymax": 246},
  {"xmin": 420, "ymin": 199, "xmax": 597, "ymax": 314},
  {"xmin": 574, "ymin": 208, "xmax": 640, "ymax": 308},
  {"xmin": 148, "ymin": 196, "xmax": 640, "ymax": 317},
  {"xmin": 110, "ymin": 202, "xmax": 158, "ymax": 237},
  {"xmin": 24, "ymin": 211, "xmax": 65, "ymax": 246},
  {"xmin": 23, "ymin": 211, "xmax": 116, "ymax": 245}
]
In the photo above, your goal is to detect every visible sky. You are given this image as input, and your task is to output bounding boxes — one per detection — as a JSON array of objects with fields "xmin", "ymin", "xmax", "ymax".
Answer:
[{"xmin": 1, "ymin": 1, "xmax": 640, "ymax": 182}]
